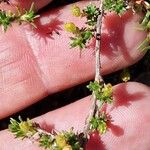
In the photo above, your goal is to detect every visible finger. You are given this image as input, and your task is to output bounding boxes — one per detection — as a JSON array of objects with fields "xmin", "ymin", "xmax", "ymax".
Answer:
[
  {"xmin": 0, "ymin": 0, "xmax": 53, "ymax": 11},
  {"xmin": 0, "ymin": 82, "xmax": 150, "ymax": 149},
  {"xmin": 0, "ymin": 1, "xmax": 147, "ymax": 119}
]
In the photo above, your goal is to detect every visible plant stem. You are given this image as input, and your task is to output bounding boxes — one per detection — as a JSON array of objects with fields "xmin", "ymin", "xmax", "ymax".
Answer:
[
  {"xmin": 95, "ymin": 3, "xmax": 104, "ymax": 84},
  {"xmin": 84, "ymin": 0, "xmax": 105, "ymax": 136},
  {"xmin": 27, "ymin": 125, "xmax": 55, "ymax": 143}
]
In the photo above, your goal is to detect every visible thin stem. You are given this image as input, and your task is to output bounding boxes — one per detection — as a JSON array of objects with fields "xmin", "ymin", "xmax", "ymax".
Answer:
[
  {"xmin": 94, "ymin": 0, "xmax": 105, "ymax": 118},
  {"xmin": 83, "ymin": 93, "xmax": 98, "ymax": 136},
  {"xmin": 84, "ymin": 0, "xmax": 104, "ymax": 136},
  {"xmin": 95, "ymin": 1, "xmax": 104, "ymax": 83},
  {"xmin": 26, "ymin": 127, "xmax": 55, "ymax": 143},
  {"xmin": 36, "ymin": 128, "xmax": 55, "ymax": 137}
]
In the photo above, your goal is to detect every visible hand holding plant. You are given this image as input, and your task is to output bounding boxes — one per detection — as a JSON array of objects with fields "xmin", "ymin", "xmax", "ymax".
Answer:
[{"xmin": 0, "ymin": 0, "xmax": 150, "ymax": 150}]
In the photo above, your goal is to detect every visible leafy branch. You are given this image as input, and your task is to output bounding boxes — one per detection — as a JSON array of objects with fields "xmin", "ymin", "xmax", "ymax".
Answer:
[
  {"xmin": 9, "ymin": 117, "xmax": 85, "ymax": 149},
  {"xmin": 103, "ymin": 0, "xmax": 128, "ymax": 15},
  {"xmin": 0, "ymin": 3, "xmax": 39, "ymax": 32}
]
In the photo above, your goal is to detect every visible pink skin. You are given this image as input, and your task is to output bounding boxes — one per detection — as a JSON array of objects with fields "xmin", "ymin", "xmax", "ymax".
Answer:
[
  {"xmin": 0, "ymin": 0, "xmax": 53, "ymax": 11},
  {"xmin": 0, "ymin": 1, "xmax": 150, "ymax": 149}
]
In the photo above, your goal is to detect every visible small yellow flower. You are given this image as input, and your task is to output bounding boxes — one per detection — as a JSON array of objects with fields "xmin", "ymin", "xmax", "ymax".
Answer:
[
  {"xmin": 19, "ymin": 121, "xmax": 31, "ymax": 133},
  {"xmin": 102, "ymin": 84, "xmax": 113, "ymax": 97},
  {"xmin": 97, "ymin": 121, "xmax": 107, "ymax": 134},
  {"xmin": 56, "ymin": 134, "xmax": 67, "ymax": 148},
  {"xmin": 18, "ymin": 118, "xmax": 36, "ymax": 136},
  {"xmin": 121, "ymin": 69, "xmax": 130, "ymax": 82},
  {"xmin": 64, "ymin": 22, "xmax": 78, "ymax": 34},
  {"xmin": 71, "ymin": 5, "xmax": 81, "ymax": 17}
]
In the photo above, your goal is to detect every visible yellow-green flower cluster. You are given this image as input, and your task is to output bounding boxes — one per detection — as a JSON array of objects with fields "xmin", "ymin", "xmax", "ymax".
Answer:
[
  {"xmin": 87, "ymin": 81, "xmax": 113, "ymax": 104},
  {"xmin": 9, "ymin": 116, "xmax": 37, "ymax": 138},
  {"xmin": 9, "ymin": 117, "xmax": 84, "ymax": 150},
  {"xmin": 64, "ymin": 4, "xmax": 100, "ymax": 49},
  {"xmin": 90, "ymin": 112, "xmax": 108, "ymax": 134},
  {"xmin": 64, "ymin": 22, "xmax": 79, "ymax": 34},
  {"xmin": 71, "ymin": 5, "xmax": 81, "ymax": 17}
]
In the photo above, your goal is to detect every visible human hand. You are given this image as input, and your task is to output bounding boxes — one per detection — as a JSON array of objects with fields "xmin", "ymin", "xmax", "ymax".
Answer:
[{"xmin": 0, "ymin": 1, "xmax": 150, "ymax": 150}]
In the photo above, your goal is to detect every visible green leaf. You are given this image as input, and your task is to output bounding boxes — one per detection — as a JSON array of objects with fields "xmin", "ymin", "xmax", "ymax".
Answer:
[
  {"xmin": 103, "ymin": 0, "xmax": 128, "ymax": 15},
  {"xmin": 39, "ymin": 134, "xmax": 54, "ymax": 149},
  {"xmin": 18, "ymin": 3, "xmax": 39, "ymax": 27},
  {"xmin": 82, "ymin": 30, "xmax": 93, "ymax": 40},
  {"xmin": 141, "ymin": 10, "xmax": 150, "ymax": 30},
  {"xmin": 0, "ymin": 3, "xmax": 39, "ymax": 32},
  {"xmin": 87, "ymin": 81, "xmax": 102, "ymax": 92},
  {"xmin": 63, "ymin": 130, "xmax": 84, "ymax": 150},
  {"xmin": 69, "ymin": 28, "xmax": 93, "ymax": 49},
  {"xmin": 70, "ymin": 37, "xmax": 85, "ymax": 49},
  {"xmin": 0, "ymin": 10, "xmax": 15, "ymax": 32},
  {"xmin": 83, "ymin": 4, "xmax": 100, "ymax": 26},
  {"xmin": 90, "ymin": 112, "xmax": 108, "ymax": 134},
  {"xmin": 137, "ymin": 34, "xmax": 150, "ymax": 51},
  {"xmin": 87, "ymin": 81, "xmax": 113, "ymax": 104}
]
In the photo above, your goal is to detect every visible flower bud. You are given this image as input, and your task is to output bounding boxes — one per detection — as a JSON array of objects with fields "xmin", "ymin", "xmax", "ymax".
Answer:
[
  {"xmin": 71, "ymin": 5, "xmax": 81, "ymax": 17},
  {"xmin": 19, "ymin": 121, "xmax": 31, "ymax": 133},
  {"xmin": 56, "ymin": 135, "xmax": 67, "ymax": 148},
  {"xmin": 102, "ymin": 84, "xmax": 113, "ymax": 97},
  {"xmin": 120, "ymin": 69, "xmax": 130, "ymax": 82},
  {"xmin": 64, "ymin": 22, "xmax": 78, "ymax": 34}
]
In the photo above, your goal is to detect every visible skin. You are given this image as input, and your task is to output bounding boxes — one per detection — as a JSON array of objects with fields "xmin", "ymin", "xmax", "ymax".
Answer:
[{"xmin": 0, "ymin": 1, "xmax": 150, "ymax": 150}]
